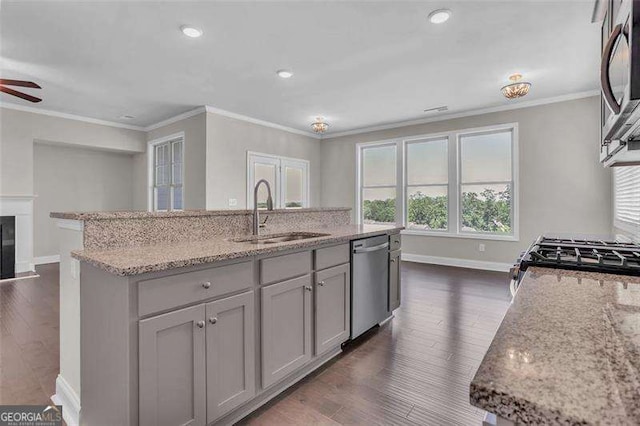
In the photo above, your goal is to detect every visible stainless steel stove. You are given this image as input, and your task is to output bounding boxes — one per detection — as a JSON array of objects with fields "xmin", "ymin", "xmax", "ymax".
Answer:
[{"xmin": 509, "ymin": 234, "xmax": 640, "ymax": 296}]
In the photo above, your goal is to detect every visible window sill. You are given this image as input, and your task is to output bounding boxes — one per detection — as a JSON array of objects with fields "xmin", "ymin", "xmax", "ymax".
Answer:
[{"xmin": 401, "ymin": 229, "xmax": 519, "ymax": 242}]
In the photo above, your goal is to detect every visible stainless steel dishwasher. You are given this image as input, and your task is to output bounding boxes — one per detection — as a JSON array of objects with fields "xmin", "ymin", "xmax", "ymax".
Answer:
[{"xmin": 350, "ymin": 235, "xmax": 389, "ymax": 339}]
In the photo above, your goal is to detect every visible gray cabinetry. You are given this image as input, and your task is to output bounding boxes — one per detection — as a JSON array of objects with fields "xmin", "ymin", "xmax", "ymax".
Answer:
[
  {"xmin": 314, "ymin": 263, "xmax": 350, "ymax": 355},
  {"xmin": 206, "ymin": 291, "xmax": 255, "ymax": 422},
  {"xmin": 139, "ymin": 304, "xmax": 206, "ymax": 426},
  {"xmin": 261, "ymin": 274, "xmax": 313, "ymax": 388},
  {"xmin": 389, "ymin": 249, "xmax": 401, "ymax": 311}
]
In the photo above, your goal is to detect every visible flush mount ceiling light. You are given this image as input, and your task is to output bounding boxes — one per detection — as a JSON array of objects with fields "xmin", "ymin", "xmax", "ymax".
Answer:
[
  {"xmin": 428, "ymin": 9, "xmax": 451, "ymax": 24},
  {"xmin": 180, "ymin": 25, "xmax": 203, "ymax": 38},
  {"xmin": 311, "ymin": 117, "xmax": 329, "ymax": 133},
  {"xmin": 276, "ymin": 69, "xmax": 293, "ymax": 79},
  {"xmin": 501, "ymin": 73, "xmax": 531, "ymax": 99}
]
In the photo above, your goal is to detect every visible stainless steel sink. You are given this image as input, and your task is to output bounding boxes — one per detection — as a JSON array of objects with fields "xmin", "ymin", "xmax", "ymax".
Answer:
[{"xmin": 232, "ymin": 232, "xmax": 331, "ymax": 245}]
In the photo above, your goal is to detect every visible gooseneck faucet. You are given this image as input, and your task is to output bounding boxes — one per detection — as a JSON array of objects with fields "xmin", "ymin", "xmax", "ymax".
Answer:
[{"xmin": 253, "ymin": 179, "xmax": 274, "ymax": 235}]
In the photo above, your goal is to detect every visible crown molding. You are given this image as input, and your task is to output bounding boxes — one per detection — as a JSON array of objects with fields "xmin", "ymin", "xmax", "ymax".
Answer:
[
  {"xmin": 143, "ymin": 106, "xmax": 207, "ymax": 131},
  {"xmin": 0, "ymin": 102, "xmax": 146, "ymax": 131},
  {"xmin": 2, "ymin": 89, "xmax": 599, "ymax": 141},
  {"xmin": 203, "ymin": 105, "xmax": 322, "ymax": 139},
  {"xmin": 324, "ymin": 90, "xmax": 601, "ymax": 139}
]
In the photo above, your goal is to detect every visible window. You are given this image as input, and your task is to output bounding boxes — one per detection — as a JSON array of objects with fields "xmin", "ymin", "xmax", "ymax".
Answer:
[
  {"xmin": 148, "ymin": 133, "xmax": 184, "ymax": 211},
  {"xmin": 459, "ymin": 130, "xmax": 514, "ymax": 236},
  {"xmin": 358, "ymin": 144, "xmax": 397, "ymax": 224},
  {"xmin": 356, "ymin": 124, "xmax": 518, "ymax": 240},
  {"xmin": 247, "ymin": 152, "xmax": 309, "ymax": 209},
  {"xmin": 613, "ymin": 166, "xmax": 640, "ymax": 234},
  {"xmin": 405, "ymin": 138, "xmax": 448, "ymax": 231}
]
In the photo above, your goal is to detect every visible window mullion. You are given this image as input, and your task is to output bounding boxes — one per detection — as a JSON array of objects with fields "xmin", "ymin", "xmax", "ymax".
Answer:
[{"xmin": 450, "ymin": 133, "xmax": 459, "ymax": 235}]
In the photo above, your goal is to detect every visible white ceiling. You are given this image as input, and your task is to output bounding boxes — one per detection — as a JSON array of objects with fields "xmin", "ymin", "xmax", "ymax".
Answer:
[{"xmin": 1, "ymin": 1, "xmax": 599, "ymax": 135}]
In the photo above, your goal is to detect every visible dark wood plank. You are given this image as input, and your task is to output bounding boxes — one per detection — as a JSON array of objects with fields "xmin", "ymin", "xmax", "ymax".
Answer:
[{"xmin": 0, "ymin": 264, "xmax": 60, "ymax": 406}]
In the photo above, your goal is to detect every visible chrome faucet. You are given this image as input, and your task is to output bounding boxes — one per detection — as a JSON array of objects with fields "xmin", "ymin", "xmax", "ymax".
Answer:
[{"xmin": 253, "ymin": 179, "xmax": 274, "ymax": 235}]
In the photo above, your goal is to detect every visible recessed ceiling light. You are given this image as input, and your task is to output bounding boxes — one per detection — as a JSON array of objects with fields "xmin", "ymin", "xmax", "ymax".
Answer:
[
  {"xmin": 180, "ymin": 25, "xmax": 203, "ymax": 38},
  {"xmin": 428, "ymin": 9, "xmax": 451, "ymax": 24},
  {"xmin": 119, "ymin": 115, "xmax": 136, "ymax": 120},
  {"xmin": 276, "ymin": 69, "xmax": 293, "ymax": 79}
]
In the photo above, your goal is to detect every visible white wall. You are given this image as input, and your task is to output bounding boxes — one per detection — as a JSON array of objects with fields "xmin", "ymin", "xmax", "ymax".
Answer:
[
  {"xmin": 134, "ymin": 112, "xmax": 207, "ymax": 210},
  {"xmin": 0, "ymin": 107, "xmax": 145, "ymax": 196},
  {"xmin": 321, "ymin": 96, "xmax": 612, "ymax": 265},
  {"xmin": 34, "ymin": 143, "xmax": 134, "ymax": 258},
  {"xmin": 205, "ymin": 112, "xmax": 322, "ymax": 209}
]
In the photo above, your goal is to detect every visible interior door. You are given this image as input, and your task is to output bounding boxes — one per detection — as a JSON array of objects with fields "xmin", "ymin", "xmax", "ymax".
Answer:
[
  {"xmin": 206, "ymin": 291, "xmax": 255, "ymax": 423},
  {"xmin": 139, "ymin": 304, "xmax": 206, "ymax": 426}
]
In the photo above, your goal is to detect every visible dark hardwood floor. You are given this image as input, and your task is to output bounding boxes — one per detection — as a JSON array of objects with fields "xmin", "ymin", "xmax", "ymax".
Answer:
[
  {"xmin": 239, "ymin": 262, "xmax": 511, "ymax": 425},
  {"xmin": 0, "ymin": 262, "xmax": 511, "ymax": 425},
  {"xmin": 0, "ymin": 263, "xmax": 60, "ymax": 405}
]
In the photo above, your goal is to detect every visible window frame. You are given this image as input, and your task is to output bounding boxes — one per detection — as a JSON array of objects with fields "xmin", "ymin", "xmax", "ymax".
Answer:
[
  {"xmin": 355, "ymin": 123, "xmax": 519, "ymax": 242},
  {"xmin": 246, "ymin": 151, "xmax": 310, "ymax": 209},
  {"xmin": 404, "ymin": 135, "xmax": 451, "ymax": 233},
  {"xmin": 355, "ymin": 140, "xmax": 401, "ymax": 226},
  {"xmin": 147, "ymin": 132, "xmax": 185, "ymax": 212}
]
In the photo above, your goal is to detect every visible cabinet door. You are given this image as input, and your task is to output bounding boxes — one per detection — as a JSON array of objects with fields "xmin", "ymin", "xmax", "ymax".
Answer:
[
  {"xmin": 261, "ymin": 274, "xmax": 312, "ymax": 388},
  {"xmin": 315, "ymin": 264, "xmax": 350, "ymax": 356},
  {"xmin": 206, "ymin": 291, "xmax": 255, "ymax": 423},
  {"xmin": 389, "ymin": 250, "xmax": 401, "ymax": 311},
  {"xmin": 139, "ymin": 304, "xmax": 206, "ymax": 426}
]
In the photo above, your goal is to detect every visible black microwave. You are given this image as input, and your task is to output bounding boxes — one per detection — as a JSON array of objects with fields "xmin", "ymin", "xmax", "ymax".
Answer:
[{"xmin": 601, "ymin": 0, "xmax": 640, "ymax": 145}]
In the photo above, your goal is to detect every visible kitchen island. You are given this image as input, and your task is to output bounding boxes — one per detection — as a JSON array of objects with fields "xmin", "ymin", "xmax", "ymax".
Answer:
[
  {"xmin": 57, "ymin": 209, "xmax": 402, "ymax": 425},
  {"xmin": 470, "ymin": 267, "xmax": 640, "ymax": 425}
]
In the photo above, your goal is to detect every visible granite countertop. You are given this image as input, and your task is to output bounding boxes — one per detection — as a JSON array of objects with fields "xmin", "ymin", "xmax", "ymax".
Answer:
[
  {"xmin": 470, "ymin": 267, "xmax": 640, "ymax": 425},
  {"xmin": 50, "ymin": 207, "xmax": 351, "ymax": 221},
  {"xmin": 72, "ymin": 224, "xmax": 403, "ymax": 276}
]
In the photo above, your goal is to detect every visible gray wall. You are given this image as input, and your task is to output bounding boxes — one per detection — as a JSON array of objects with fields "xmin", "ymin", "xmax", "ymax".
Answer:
[
  {"xmin": 205, "ymin": 112, "xmax": 322, "ymax": 209},
  {"xmin": 321, "ymin": 96, "xmax": 612, "ymax": 264},
  {"xmin": 0, "ymin": 107, "xmax": 145, "ymax": 196},
  {"xmin": 34, "ymin": 143, "xmax": 134, "ymax": 257},
  {"xmin": 133, "ymin": 112, "xmax": 207, "ymax": 210}
]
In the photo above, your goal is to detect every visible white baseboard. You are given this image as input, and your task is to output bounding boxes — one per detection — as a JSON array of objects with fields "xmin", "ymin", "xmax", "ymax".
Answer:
[
  {"xmin": 34, "ymin": 255, "xmax": 60, "ymax": 265},
  {"xmin": 15, "ymin": 260, "xmax": 34, "ymax": 273},
  {"xmin": 402, "ymin": 253, "xmax": 512, "ymax": 272},
  {"xmin": 51, "ymin": 375, "xmax": 80, "ymax": 426}
]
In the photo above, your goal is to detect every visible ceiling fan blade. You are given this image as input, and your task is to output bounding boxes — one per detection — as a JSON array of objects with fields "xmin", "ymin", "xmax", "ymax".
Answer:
[
  {"xmin": 0, "ymin": 85, "xmax": 42, "ymax": 103},
  {"xmin": 0, "ymin": 79, "xmax": 41, "ymax": 89}
]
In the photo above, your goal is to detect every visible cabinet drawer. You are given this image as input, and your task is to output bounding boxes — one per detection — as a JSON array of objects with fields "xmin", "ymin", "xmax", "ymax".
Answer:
[
  {"xmin": 138, "ymin": 261, "xmax": 253, "ymax": 316},
  {"xmin": 390, "ymin": 233, "xmax": 401, "ymax": 251},
  {"xmin": 260, "ymin": 251, "xmax": 311, "ymax": 284},
  {"xmin": 315, "ymin": 244, "xmax": 349, "ymax": 271}
]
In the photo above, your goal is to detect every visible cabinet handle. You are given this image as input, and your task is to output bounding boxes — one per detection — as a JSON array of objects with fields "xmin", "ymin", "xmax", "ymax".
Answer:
[
  {"xmin": 209, "ymin": 317, "xmax": 217, "ymax": 325},
  {"xmin": 305, "ymin": 286, "xmax": 312, "ymax": 291},
  {"xmin": 202, "ymin": 282, "xmax": 211, "ymax": 289},
  {"xmin": 390, "ymin": 259, "xmax": 396, "ymax": 263},
  {"xmin": 196, "ymin": 321, "xmax": 205, "ymax": 328},
  {"xmin": 318, "ymin": 281, "xmax": 325, "ymax": 286}
]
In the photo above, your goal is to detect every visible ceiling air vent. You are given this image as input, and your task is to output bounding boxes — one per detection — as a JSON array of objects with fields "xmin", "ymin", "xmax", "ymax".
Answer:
[{"xmin": 423, "ymin": 106, "xmax": 448, "ymax": 113}]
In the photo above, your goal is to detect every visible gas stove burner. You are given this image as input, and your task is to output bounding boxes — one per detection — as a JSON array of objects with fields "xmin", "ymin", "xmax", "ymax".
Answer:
[{"xmin": 519, "ymin": 235, "xmax": 640, "ymax": 276}]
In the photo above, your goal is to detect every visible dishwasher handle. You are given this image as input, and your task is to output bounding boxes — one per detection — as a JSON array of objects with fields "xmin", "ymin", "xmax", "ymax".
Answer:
[{"xmin": 353, "ymin": 242, "xmax": 389, "ymax": 254}]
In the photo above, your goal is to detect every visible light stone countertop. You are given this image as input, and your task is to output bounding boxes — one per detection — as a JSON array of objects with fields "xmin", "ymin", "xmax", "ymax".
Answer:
[
  {"xmin": 50, "ymin": 207, "xmax": 351, "ymax": 221},
  {"xmin": 470, "ymin": 267, "xmax": 640, "ymax": 425},
  {"xmin": 72, "ymin": 224, "xmax": 402, "ymax": 276}
]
